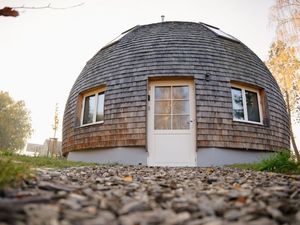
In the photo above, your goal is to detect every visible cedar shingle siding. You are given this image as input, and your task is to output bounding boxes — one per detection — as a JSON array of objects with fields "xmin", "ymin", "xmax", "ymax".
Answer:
[{"xmin": 62, "ymin": 22, "xmax": 289, "ymax": 155}]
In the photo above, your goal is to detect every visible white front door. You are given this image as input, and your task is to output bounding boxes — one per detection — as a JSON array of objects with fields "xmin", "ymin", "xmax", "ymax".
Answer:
[{"xmin": 147, "ymin": 80, "xmax": 196, "ymax": 166}]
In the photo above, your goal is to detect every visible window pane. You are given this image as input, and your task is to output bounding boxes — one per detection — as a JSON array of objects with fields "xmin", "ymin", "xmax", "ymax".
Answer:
[
  {"xmin": 231, "ymin": 88, "xmax": 244, "ymax": 120},
  {"xmin": 83, "ymin": 95, "xmax": 95, "ymax": 124},
  {"xmin": 172, "ymin": 86, "xmax": 189, "ymax": 99},
  {"xmin": 155, "ymin": 87, "xmax": 171, "ymax": 100},
  {"xmin": 96, "ymin": 93, "xmax": 105, "ymax": 122},
  {"xmin": 172, "ymin": 100, "xmax": 189, "ymax": 114},
  {"xmin": 155, "ymin": 115, "xmax": 171, "ymax": 130},
  {"xmin": 246, "ymin": 91, "xmax": 260, "ymax": 122},
  {"xmin": 173, "ymin": 115, "xmax": 190, "ymax": 130},
  {"xmin": 155, "ymin": 100, "xmax": 171, "ymax": 114}
]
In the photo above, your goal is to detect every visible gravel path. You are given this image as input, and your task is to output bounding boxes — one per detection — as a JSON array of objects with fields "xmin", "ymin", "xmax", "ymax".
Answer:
[{"xmin": 0, "ymin": 166, "xmax": 300, "ymax": 225}]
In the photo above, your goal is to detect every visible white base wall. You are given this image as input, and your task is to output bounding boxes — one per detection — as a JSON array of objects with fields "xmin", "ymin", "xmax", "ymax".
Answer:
[
  {"xmin": 197, "ymin": 148, "xmax": 274, "ymax": 167},
  {"xmin": 67, "ymin": 147, "xmax": 274, "ymax": 167},
  {"xmin": 68, "ymin": 147, "xmax": 148, "ymax": 165}
]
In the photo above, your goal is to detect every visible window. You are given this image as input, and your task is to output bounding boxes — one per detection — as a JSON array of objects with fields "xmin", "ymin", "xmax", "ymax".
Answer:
[
  {"xmin": 154, "ymin": 85, "xmax": 190, "ymax": 130},
  {"xmin": 231, "ymin": 85, "xmax": 262, "ymax": 124},
  {"xmin": 202, "ymin": 23, "xmax": 240, "ymax": 42},
  {"xmin": 81, "ymin": 90, "xmax": 105, "ymax": 125}
]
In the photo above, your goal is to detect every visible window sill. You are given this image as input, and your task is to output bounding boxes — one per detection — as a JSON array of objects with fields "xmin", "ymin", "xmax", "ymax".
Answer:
[
  {"xmin": 78, "ymin": 121, "xmax": 104, "ymax": 128},
  {"xmin": 233, "ymin": 119, "xmax": 263, "ymax": 126}
]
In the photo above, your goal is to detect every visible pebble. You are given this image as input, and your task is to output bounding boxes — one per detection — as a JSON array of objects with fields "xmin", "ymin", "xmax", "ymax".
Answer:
[
  {"xmin": 0, "ymin": 166, "xmax": 299, "ymax": 225},
  {"xmin": 224, "ymin": 209, "xmax": 243, "ymax": 221},
  {"xmin": 167, "ymin": 211, "xmax": 191, "ymax": 225},
  {"xmin": 119, "ymin": 201, "xmax": 150, "ymax": 214},
  {"xmin": 24, "ymin": 204, "xmax": 59, "ymax": 225},
  {"xmin": 266, "ymin": 206, "xmax": 283, "ymax": 220},
  {"xmin": 295, "ymin": 211, "xmax": 300, "ymax": 221},
  {"xmin": 207, "ymin": 176, "xmax": 218, "ymax": 184},
  {"xmin": 68, "ymin": 193, "xmax": 87, "ymax": 202},
  {"xmin": 38, "ymin": 181, "xmax": 76, "ymax": 192},
  {"xmin": 82, "ymin": 211, "xmax": 117, "ymax": 225},
  {"xmin": 120, "ymin": 211, "xmax": 162, "ymax": 225}
]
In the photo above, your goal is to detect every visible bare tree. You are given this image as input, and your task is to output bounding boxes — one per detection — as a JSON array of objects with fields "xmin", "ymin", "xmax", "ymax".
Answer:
[{"xmin": 270, "ymin": 0, "xmax": 300, "ymax": 55}]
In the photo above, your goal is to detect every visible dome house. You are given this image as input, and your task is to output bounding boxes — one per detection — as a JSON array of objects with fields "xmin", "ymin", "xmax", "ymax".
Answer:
[{"xmin": 62, "ymin": 21, "xmax": 289, "ymax": 166}]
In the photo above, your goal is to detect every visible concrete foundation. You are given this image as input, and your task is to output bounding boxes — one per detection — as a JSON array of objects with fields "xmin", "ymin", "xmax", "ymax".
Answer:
[
  {"xmin": 68, "ymin": 147, "xmax": 148, "ymax": 165},
  {"xmin": 197, "ymin": 148, "xmax": 274, "ymax": 167},
  {"xmin": 68, "ymin": 147, "xmax": 274, "ymax": 167}
]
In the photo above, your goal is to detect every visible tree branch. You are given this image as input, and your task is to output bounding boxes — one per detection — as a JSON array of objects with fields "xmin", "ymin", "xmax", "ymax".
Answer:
[
  {"xmin": 12, "ymin": 2, "xmax": 84, "ymax": 10},
  {"xmin": 0, "ymin": 2, "xmax": 84, "ymax": 17}
]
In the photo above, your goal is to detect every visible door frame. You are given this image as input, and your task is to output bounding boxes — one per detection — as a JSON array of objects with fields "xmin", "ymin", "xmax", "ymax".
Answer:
[{"xmin": 147, "ymin": 78, "xmax": 197, "ymax": 166}]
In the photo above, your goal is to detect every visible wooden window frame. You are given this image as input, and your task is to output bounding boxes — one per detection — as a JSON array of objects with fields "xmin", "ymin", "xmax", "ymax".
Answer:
[
  {"xmin": 154, "ymin": 85, "xmax": 190, "ymax": 130},
  {"xmin": 231, "ymin": 84, "xmax": 263, "ymax": 125},
  {"xmin": 81, "ymin": 88, "xmax": 106, "ymax": 127}
]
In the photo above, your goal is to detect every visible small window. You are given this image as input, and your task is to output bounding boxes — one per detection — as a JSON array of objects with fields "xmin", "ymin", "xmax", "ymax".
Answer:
[
  {"xmin": 81, "ymin": 89, "xmax": 105, "ymax": 126},
  {"xmin": 202, "ymin": 23, "xmax": 240, "ymax": 42},
  {"xmin": 231, "ymin": 85, "xmax": 262, "ymax": 124}
]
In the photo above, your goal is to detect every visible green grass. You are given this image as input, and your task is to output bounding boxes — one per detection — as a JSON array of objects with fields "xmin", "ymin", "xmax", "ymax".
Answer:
[
  {"xmin": 0, "ymin": 158, "xmax": 31, "ymax": 188},
  {"xmin": 0, "ymin": 150, "xmax": 99, "ymax": 188},
  {"xmin": 230, "ymin": 150, "xmax": 300, "ymax": 174},
  {"xmin": 0, "ymin": 150, "xmax": 98, "ymax": 168}
]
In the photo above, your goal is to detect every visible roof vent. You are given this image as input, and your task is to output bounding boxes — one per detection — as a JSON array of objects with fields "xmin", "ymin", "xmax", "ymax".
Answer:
[{"xmin": 161, "ymin": 15, "xmax": 165, "ymax": 22}]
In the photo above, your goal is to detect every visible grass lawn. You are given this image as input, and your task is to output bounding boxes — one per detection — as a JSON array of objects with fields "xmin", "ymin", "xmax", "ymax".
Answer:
[
  {"xmin": 230, "ymin": 150, "xmax": 300, "ymax": 175},
  {"xmin": 0, "ymin": 150, "xmax": 98, "ymax": 188}
]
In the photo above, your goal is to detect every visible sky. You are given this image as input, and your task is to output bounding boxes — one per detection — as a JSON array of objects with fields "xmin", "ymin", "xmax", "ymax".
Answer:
[{"xmin": 0, "ymin": 0, "xmax": 299, "ymax": 146}]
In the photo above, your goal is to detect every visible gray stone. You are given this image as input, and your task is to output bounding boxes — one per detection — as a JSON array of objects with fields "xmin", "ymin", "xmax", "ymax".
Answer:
[
  {"xmin": 59, "ymin": 198, "xmax": 82, "ymax": 210},
  {"xmin": 227, "ymin": 189, "xmax": 240, "ymax": 200},
  {"xmin": 119, "ymin": 210, "xmax": 172, "ymax": 225},
  {"xmin": 48, "ymin": 171, "xmax": 62, "ymax": 177},
  {"xmin": 68, "ymin": 193, "xmax": 87, "ymax": 202},
  {"xmin": 82, "ymin": 211, "xmax": 117, "ymax": 225},
  {"xmin": 295, "ymin": 211, "xmax": 300, "ymax": 221},
  {"xmin": 38, "ymin": 181, "xmax": 76, "ymax": 192},
  {"xmin": 24, "ymin": 204, "xmax": 59, "ymax": 225},
  {"xmin": 2, "ymin": 166, "xmax": 300, "ymax": 225},
  {"xmin": 224, "ymin": 209, "xmax": 242, "ymax": 221},
  {"xmin": 207, "ymin": 177, "xmax": 218, "ymax": 184},
  {"xmin": 266, "ymin": 206, "xmax": 283, "ymax": 220},
  {"xmin": 119, "ymin": 201, "xmax": 151, "ymax": 214},
  {"xmin": 247, "ymin": 218, "xmax": 277, "ymax": 225},
  {"xmin": 40, "ymin": 175, "xmax": 52, "ymax": 181},
  {"xmin": 62, "ymin": 209, "xmax": 96, "ymax": 220},
  {"xmin": 166, "ymin": 212, "xmax": 191, "ymax": 225},
  {"xmin": 202, "ymin": 219, "xmax": 223, "ymax": 225}
]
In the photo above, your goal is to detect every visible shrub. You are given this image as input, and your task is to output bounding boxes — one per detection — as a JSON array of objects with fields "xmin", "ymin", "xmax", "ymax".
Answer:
[{"xmin": 258, "ymin": 150, "xmax": 299, "ymax": 173}]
